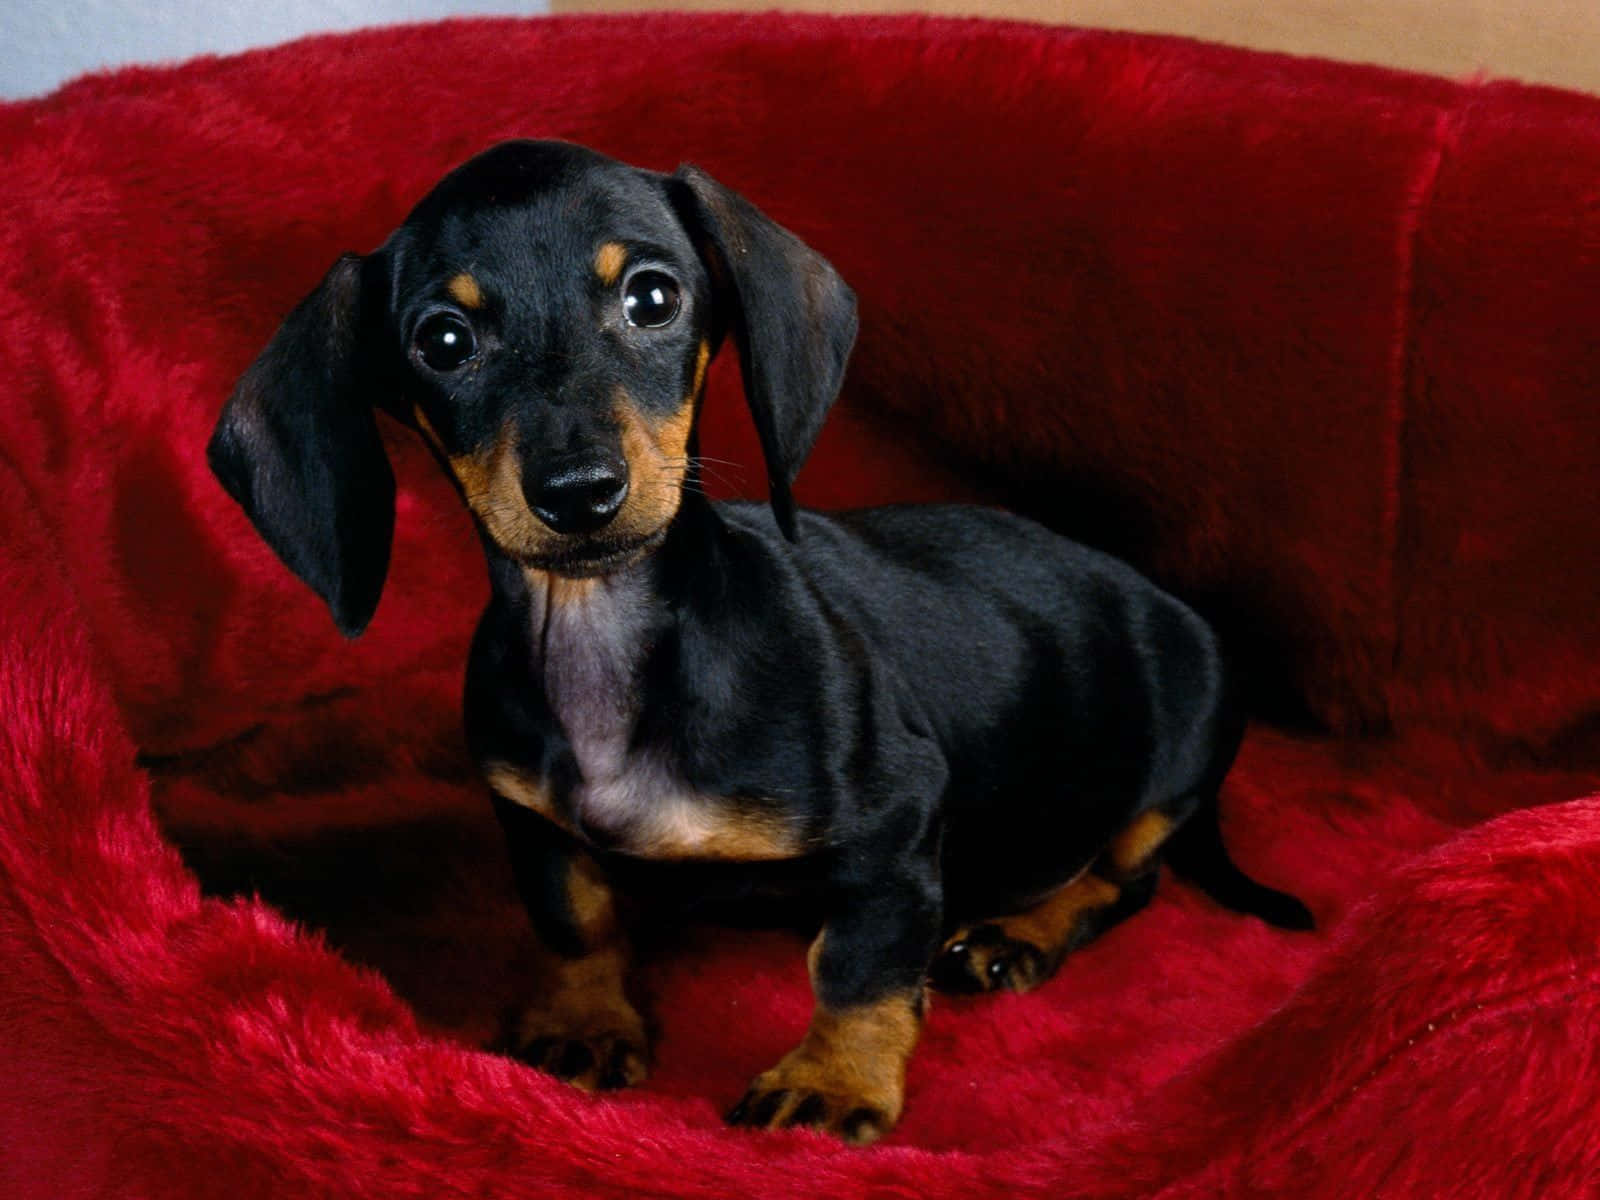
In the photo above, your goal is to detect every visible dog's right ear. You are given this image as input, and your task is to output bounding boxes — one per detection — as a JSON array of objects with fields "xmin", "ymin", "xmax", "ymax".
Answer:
[
  {"xmin": 208, "ymin": 253, "xmax": 395, "ymax": 638},
  {"xmin": 669, "ymin": 165, "xmax": 857, "ymax": 541}
]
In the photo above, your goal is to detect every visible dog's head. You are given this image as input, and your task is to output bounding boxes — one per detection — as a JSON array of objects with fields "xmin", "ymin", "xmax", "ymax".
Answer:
[{"xmin": 209, "ymin": 140, "xmax": 857, "ymax": 635}]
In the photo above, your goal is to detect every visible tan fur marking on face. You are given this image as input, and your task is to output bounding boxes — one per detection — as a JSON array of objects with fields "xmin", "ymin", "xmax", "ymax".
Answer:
[
  {"xmin": 690, "ymin": 339, "xmax": 712, "ymax": 400},
  {"xmin": 524, "ymin": 569, "xmax": 600, "ymax": 608},
  {"xmin": 656, "ymin": 401, "xmax": 696, "ymax": 462},
  {"xmin": 412, "ymin": 405, "xmax": 445, "ymax": 450},
  {"xmin": 1109, "ymin": 810, "xmax": 1177, "ymax": 877},
  {"xmin": 447, "ymin": 425, "xmax": 556, "ymax": 560},
  {"xmin": 744, "ymin": 990, "xmax": 923, "ymax": 1143},
  {"xmin": 450, "ymin": 414, "xmax": 677, "ymax": 568},
  {"xmin": 447, "ymin": 272, "xmax": 484, "ymax": 309},
  {"xmin": 614, "ymin": 391, "xmax": 690, "ymax": 532},
  {"xmin": 806, "ymin": 928, "xmax": 827, "ymax": 979},
  {"xmin": 594, "ymin": 242, "xmax": 627, "ymax": 286}
]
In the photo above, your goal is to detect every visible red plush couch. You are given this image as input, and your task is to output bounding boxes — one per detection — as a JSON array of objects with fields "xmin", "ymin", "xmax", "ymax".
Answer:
[{"xmin": 3, "ymin": 14, "xmax": 1599, "ymax": 1198}]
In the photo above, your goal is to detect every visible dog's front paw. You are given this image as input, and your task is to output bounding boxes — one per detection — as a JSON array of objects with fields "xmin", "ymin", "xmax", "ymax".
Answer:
[
  {"xmin": 929, "ymin": 923, "xmax": 1049, "ymax": 994},
  {"xmin": 503, "ymin": 1000, "xmax": 649, "ymax": 1091},
  {"xmin": 727, "ymin": 1066, "xmax": 899, "ymax": 1145},
  {"xmin": 726, "ymin": 999, "xmax": 918, "ymax": 1145}
]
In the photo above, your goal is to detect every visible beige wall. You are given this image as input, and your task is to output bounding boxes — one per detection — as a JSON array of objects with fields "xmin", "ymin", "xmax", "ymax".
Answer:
[{"xmin": 551, "ymin": 0, "xmax": 1600, "ymax": 95}]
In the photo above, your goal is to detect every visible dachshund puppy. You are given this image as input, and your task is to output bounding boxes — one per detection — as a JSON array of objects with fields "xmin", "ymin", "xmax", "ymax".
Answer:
[{"xmin": 210, "ymin": 140, "xmax": 1312, "ymax": 1144}]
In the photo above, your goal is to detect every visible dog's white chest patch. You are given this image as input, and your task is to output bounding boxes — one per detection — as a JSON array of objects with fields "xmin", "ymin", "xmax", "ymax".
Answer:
[
  {"xmin": 538, "ymin": 578, "xmax": 659, "ymax": 832},
  {"xmin": 527, "ymin": 576, "xmax": 800, "ymax": 861}
]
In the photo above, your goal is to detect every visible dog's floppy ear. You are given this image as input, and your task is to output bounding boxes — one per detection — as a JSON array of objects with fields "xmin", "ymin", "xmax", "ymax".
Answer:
[
  {"xmin": 670, "ymin": 165, "xmax": 858, "ymax": 540},
  {"xmin": 208, "ymin": 253, "xmax": 394, "ymax": 637}
]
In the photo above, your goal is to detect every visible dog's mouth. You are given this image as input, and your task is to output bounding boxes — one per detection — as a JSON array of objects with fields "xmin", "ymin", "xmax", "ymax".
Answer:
[{"xmin": 515, "ymin": 525, "xmax": 670, "ymax": 578}]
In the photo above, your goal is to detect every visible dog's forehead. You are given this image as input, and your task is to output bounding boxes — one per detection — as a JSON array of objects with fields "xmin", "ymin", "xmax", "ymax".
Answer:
[{"xmin": 401, "ymin": 141, "xmax": 683, "ymax": 261}]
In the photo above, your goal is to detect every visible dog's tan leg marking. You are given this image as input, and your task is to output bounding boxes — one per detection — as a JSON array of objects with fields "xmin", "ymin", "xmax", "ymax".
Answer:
[
  {"xmin": 730, "ymin": 930, "xmax": 922, "ymax": 1144},
  {"xmin": 503, "ymin": 845, "xmax": 648, "ymax": 1091},
  {"xmin": 1107, "ymin": 809, "xmax": 1176, "ymax": 878},
  {"xmin": 483, "ymin": 763, "xmax": 642, "ymax": 1084},
  {"xmin": 935, "ymin": 871, "xmax": 1123, "ymax": 994},
  {"xmin": 484, "ymin": 761, "xmax": 572, "ymax": 835},
  {"xmin": 734, "ymin": 996, "xmax": 921, "ymax": 1144},
  {"xmin": 935, "ymin": 808, "xmax": 1182, "ymax": 994}
]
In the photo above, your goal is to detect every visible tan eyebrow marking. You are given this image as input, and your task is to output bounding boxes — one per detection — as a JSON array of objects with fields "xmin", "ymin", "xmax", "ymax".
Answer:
[
  {"xmin": 447, "ymin": 272, "xmax": 484, "ymax": 309},
  {"xmin": 594, "ymin": 241, "xmax": 627, "ymax": 286}
]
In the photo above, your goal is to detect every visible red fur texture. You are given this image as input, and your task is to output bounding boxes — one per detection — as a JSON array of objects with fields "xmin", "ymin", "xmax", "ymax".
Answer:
[{"xmin": 2, "ymin": 15, "xmax": 1598, "ymax": 1197}]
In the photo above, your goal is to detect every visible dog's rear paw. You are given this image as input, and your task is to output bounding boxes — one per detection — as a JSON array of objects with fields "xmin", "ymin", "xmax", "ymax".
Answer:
[
  {"xmin": 500, "ymin": 1004, "xmax": 649, "ymax": 1091},
  {"xmin": 929, "ymin": 923, "xmax": 1049, "ymax": 994}
]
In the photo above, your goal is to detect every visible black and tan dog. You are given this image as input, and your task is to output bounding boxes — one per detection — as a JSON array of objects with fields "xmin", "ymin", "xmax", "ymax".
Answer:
[{"xmin": 209, "ymin": 140, "xmax": 1312, "ymax": 1144}]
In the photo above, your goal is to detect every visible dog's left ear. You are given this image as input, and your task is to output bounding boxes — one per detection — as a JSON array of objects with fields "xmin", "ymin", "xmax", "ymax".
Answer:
[
  {"xmin": 208, "ymin": 253, "xmax": 395, "ymax": 637},
  {"xmin": 670, "ymin": 165, "xmax": 858, "ymax": 540}
]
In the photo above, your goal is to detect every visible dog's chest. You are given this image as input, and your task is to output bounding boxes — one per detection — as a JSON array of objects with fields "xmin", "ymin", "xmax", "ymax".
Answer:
[
  {"xmin": 525, "ymin": 580, "xmax": 798, "ymax": 862},
  {"xmin": 539, "ymin": 580, "xmax": 668, "ymax": 830}
]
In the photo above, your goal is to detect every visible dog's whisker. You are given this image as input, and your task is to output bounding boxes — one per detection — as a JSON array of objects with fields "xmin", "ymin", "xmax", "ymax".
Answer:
[
  {"xmin": 650, "ymin": 454, "xmax": 746, "ymax": 492},
  {"xmin": 695, "ymin": 469, "xmax": 744, "ymax": 494}
]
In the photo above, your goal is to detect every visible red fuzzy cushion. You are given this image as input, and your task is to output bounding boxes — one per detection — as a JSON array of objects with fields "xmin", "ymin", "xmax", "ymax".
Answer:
[{"xmin": 1, "ymin": 15, "xmax": 1598, "ymax": 1198}]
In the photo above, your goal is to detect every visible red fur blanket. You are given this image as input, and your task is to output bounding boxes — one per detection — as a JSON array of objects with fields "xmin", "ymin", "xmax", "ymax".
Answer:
[{"xmin": 2, "ymin": 14, "xmax": 1598, "ymax": 1198}]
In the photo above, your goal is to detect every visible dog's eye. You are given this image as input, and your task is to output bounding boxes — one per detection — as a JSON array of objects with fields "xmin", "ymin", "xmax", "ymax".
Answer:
[
  {"xmin": 414, "ymin": 312, "xmax": 477, "ymax": 372},
  {"xmin": 622, "ymin": 270, "xmax": 681, "ymax": 329}
]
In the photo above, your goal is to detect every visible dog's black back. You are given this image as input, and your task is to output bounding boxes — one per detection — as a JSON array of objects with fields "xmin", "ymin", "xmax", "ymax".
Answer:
[{"xmin": 766, "ymin": 502, "xmax": 1239, "ymax": 915}]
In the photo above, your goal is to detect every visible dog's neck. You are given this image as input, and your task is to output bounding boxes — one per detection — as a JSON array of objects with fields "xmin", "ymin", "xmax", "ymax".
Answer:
[
  {"xmin": 510, "ymin": 491, "xmax": 726, "ymax": 743},
  {"xmin": 528, "ymin": 564, "xmax": 659, "ymax": 781},
  {"xmin": 503, "ymin": 494, "xmax": 744, "ymax": 837}
]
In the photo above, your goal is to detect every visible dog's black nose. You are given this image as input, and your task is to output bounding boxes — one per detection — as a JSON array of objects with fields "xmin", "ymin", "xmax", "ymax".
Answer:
[{"xmin": 526, "ymin": 456, "xmax": 629, "ymax": 535}]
